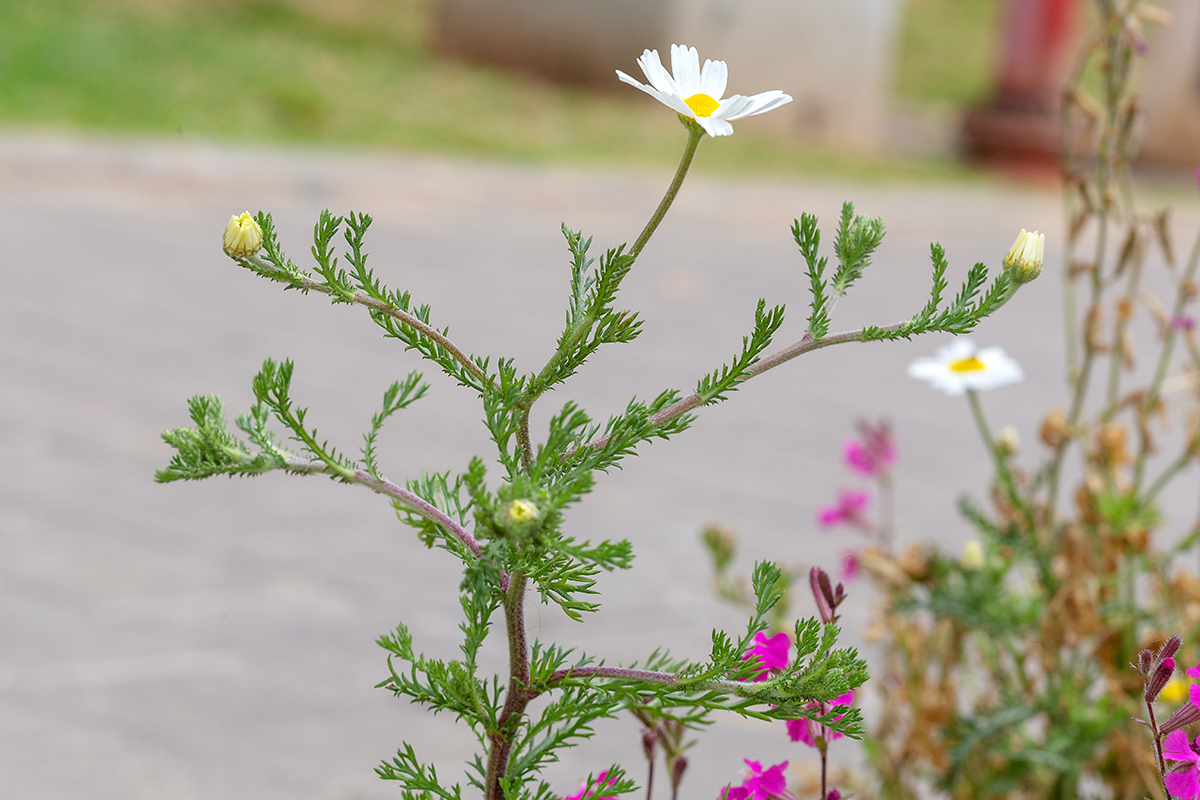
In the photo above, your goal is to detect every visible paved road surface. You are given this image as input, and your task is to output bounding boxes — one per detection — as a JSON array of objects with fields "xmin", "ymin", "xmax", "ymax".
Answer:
[{"xmin": 1, "ymin": 130, "xmax": 1195, "ymax": 799}]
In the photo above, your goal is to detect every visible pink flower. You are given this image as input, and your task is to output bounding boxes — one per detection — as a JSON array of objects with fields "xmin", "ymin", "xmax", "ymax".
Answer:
[
  {"xmin": 817, "ymin": 490, "xmax": 869, "ymax": 528},
  {"xmin": 839, "ymin": 550, "xmax": 859, "ymax": 581},
  {"xmin": 1172, "ymin": 315, "xmax": 1196, "ymax": 332},
  {"xmin": 787, "ymin": 690, "xmax": 854, "ymax": 748},
  {"xmin": 719, "ymin": 760, "xmax": 789, "ymax": 800},
  {"xmin": 843, "ymin": 421, "xmax": 895, "ymax": 476},
  {"xmin": 741, "ymin": 631, "xmax": 790, "ymax": 682},
  {"xmin": 1163, "ymin": 730, "xmax": 1200, "ymax": 799},
  {"xmin": 565, "ymin": 770, "xmax": 618, "ymax": 800}
]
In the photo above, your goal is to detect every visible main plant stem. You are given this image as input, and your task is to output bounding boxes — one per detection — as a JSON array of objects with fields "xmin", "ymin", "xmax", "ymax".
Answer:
[
  {"xmin": 492, "ymin": 127, "xmax": 707, "ymax": 797},
  {"xmin": 486, "ymin": 573, "xmax": 532, "ymax": 800}
]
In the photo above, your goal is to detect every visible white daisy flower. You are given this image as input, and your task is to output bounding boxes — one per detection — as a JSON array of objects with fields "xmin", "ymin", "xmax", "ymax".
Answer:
[
  {"xmin": 616, "ymin": 44, "xmax": 792, "ymax": 137},
  {"xmin": 907, "ymin": 339, "xmax": 1023, "ymax": 395}
]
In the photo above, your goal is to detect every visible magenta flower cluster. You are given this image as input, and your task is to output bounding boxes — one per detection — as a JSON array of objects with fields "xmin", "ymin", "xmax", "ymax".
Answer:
[
  {"xmin": 815, "ymin": 421, "xmax": 896, "ymax": 580},
  {"xmin": 786, "ymin": 690, "xmax": 855, "ymax": 748},
  {"xmin": 740, "ymin": 631, "xmax": 790, "ymax": 682},
  {"xmin": 1161, "ymin": 663, "xmax": 1200, "ymax": 799},
  {"xmin": 564, "ymin": 770, "xmax": 619, "ymax": 800},
  {"xmin": 719, "ymin": 759, "xmax": 790, "ymax": 800}
]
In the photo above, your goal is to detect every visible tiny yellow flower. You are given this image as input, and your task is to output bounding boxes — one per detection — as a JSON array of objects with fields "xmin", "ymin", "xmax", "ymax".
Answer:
[
  {"xmin": 961, "ymin": 540, "xmax": 985, "ymax": 571},
  {"xmin": 1003, "ymin": 228, "xmax": 1045, "ymax": 284},
  {"xmin": 1160, "ymin": 676, "xmax": 1189, "ymax": 704},
  {"xmin": 223, "ymin": 212, "xmax": 263, "ymax": 257},
  {"xmin": 506, "ymin": 499, "xmax": 538, "ymax": 524}
]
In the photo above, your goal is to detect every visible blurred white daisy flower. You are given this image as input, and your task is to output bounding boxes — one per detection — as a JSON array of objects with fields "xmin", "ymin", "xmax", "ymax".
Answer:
[
  {"xmin": 907, "ymin": 339, "xmax": 1023, "ymax": 395},
  {"xmin": 616, "ymin": 44, "xmax": 792, "ymax": 137}
]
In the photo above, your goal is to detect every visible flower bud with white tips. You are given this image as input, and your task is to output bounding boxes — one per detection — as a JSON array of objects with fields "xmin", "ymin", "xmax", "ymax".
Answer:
[{"xmin": 1003, "ymin": 228, "xmax": 1045, "ymax": 284}]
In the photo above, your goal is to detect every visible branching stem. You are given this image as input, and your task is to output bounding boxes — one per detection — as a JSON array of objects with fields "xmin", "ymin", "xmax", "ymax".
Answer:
[
  {"xmin": 349, "ymin": 470, "xmax": 485, "ymax": 558},
  {"xmin": 569, "ymin": 321, "xmax": 930, "ymax": 458},
  {"xmin": 247, "ymin": 256, "xmax": 494, "ymax": 389}
]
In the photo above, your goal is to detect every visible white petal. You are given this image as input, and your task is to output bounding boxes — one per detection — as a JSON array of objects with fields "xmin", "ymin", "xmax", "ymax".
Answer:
[
  {"xmin": 907, "ymin": 358, "xmax": 946, "ymax": 379},
  {"xmin": 617, "ymin": 71, "xmax": 674, "ymax": 106},
  {"xmin": 699, "ymin": 58, "xmax": 728, "ymax": 101},
  {"xmin": 712, "ymin": 94, "xmax": 754, "ymax": 120},
  {"xmin": 637, "ymin": 49, "xmax": 679, "ymax": 97},
  {"xmin": 621, "ymin": 70, "xmax": 694, "ymax": 116},
  {"xmin": 938, "ymin": 338, "xmax": 977, "ymax": 361},
  {"xmin": 671, "ymin": 44, "xmax": 701, "ymax": 97},
  {"xmin": 723, "ymin": 90, "xmax": 793, "ymax": 120},
  {"xmin": 696, "ymin": 116, "xmax": 734, "ymax": 137}
]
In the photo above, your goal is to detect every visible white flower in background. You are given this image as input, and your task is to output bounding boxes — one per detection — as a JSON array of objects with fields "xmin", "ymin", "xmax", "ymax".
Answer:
[
  {"xmin": 616, "ymin": 44, "xmax": 792, "ymax": 137},
  {"xmin": 907, "ymin": 339, "xmax": 1023, "ymax": 395}
]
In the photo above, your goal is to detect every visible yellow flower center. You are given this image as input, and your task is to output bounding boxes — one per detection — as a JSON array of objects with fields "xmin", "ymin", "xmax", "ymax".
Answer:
[
  {"xmin": 949, "ymin": 356, "xmax": 986, "ymax": 372},
  {"xmin": 684, "ymin": 93, "xmax": 719, "ymax": 117}
]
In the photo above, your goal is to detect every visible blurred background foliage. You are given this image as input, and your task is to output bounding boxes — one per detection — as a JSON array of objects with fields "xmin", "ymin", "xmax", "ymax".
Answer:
[{"xmin": 0, "ymin": 0, "xmax": 1001, "ymax": 178}]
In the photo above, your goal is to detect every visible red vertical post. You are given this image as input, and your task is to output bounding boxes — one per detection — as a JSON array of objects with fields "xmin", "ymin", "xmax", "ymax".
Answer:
[{"xmin": 962, "ymin": 0, "xmax": 1078, "ymax": 168}]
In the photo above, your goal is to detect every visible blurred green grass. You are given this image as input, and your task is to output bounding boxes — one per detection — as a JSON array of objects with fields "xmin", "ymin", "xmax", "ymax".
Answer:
[
  {"xmin": 0, "ymin": 0, "xmax": 1003, "ymax": 180},
  {"xmin": 895, "ymin": 0, "xmax": 1002, "ymax": 106}
]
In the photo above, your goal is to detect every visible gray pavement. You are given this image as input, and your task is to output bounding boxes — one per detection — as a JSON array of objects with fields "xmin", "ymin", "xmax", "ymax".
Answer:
[{"xmin": 2, "ymin": 129, "xmax": 1197, "ymax": 800}]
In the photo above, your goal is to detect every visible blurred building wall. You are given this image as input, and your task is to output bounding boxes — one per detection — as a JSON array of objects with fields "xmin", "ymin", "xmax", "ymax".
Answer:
[
  {"xmin": 435, "ymin": 0, "xmax": 901, "ymax": 151},
  {"xmin": 1139, "ymin": 0, "xmax": 1200, "ymax": 168}
]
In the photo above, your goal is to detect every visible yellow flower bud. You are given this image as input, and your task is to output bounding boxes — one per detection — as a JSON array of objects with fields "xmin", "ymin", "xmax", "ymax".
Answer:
[
  {"xmin": 506, "ymin": 499, "xmax": 538, "ymax": 524},
  {"xmin": 961, "ymin": 540, "xmax": 985, "ymax": 571},
  {"xmin": 223, "ymin": 212, "xmax": 263, "ymax": 257},
  {"xmin": 1003, "ymin": 228, "xmax": 1045, "ymax": 284}
]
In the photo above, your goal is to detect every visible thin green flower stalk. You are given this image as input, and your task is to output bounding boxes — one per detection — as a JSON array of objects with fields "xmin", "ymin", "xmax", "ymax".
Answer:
[{"xmin": 157, "ymin": 42, "xmax": 1035, "ymax": 800}]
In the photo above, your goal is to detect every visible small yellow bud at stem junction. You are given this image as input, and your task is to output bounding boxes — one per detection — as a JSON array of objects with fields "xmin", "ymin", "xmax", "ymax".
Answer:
[
  {"xmin": 1003, "ymin": 228, "xmax": 1045, "ymax": 284},
  {"xmin": 506, "ymin": 499, "xmax": 538, "ymax": 524},
  {"xmin": 224, "ymin": 212, "xmax": 263, "ymax": 257}
]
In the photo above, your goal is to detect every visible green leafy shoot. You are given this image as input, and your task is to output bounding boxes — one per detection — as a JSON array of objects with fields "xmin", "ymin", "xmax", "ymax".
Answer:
[
  {"xmin": 529, "ymin": 234, "xmax": 641, "ymax": 398},
  {"xmin": 361, "ymin": 372, "xmax": 429, "ymax": 478},
  {"xmin": 156, "ymin": 395, "xmax": 280, "ymax": 482},
  {"xmin": 830, "ymin": 202, "xmax": 885, "ymax": 296},
  {"xmin": 156, "ymin": 359, "xmax": 428, "ymax": 486},
  {"xmin": 547, "ymin": 388, "xmax": 690, "ymax": 502},
  {"xmin": 399, "ymin": 468, "xmax": 477, "ymax": 555},
  {"xmin": 377, "ymin": 742, "xmax": 467, "ymax": 800},
  {"xmin": 859, "ymin": 245, "xmax": 1015, "ymax": 342},
  {"xmin": 793, "ymin": 213, "xmax": 831, "ymax": 339},
  {"xmin": 244, "ymin": 210, "xmax": 493, "ymax": 393},
  {"xmin": 695, "ymin": 300, "xmax": 786, "ymax": 404},
  {"xmin": 522, "ymin": 534, "xmax": 635, "ymax": 621}
]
